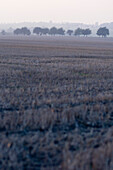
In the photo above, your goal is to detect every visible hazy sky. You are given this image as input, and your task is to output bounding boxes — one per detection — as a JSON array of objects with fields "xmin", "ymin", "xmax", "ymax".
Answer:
[{"xmin": 0, "ymin": 0, "xmax": 113, "ymax": 24}]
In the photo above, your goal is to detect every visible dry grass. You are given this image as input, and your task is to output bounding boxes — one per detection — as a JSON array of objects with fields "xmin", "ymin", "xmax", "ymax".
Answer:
[{"xmin": 0, "ymin": 36, "xmax": 113, "ymax": 169}]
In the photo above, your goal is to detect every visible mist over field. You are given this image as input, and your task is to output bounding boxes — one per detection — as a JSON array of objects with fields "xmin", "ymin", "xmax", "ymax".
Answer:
[{"xmin": 0, "ymin": 21, "xmax": 113, "ymax": 37}]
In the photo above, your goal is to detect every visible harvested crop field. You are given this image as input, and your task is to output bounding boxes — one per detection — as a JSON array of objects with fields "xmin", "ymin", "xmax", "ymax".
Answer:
[{"xmin": 0, "ymin": 36, "xmax": 113, "ymax": 170}]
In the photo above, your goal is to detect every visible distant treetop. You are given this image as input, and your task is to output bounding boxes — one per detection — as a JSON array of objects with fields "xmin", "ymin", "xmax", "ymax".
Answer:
[
  {"xmin": 96, "ymin": 27, "xmax": 109, "ymax": 37},
  {"xmin": 14, "ymin": 27, "xmax": 31, "ymax": 35},
  {"xmin": 74, "ymin": 28, "xmax": 91, "ymax": 36},
  {"xmin": 12, "ymin": 26, "xmax": 111, "ymax": 37},
  {"xmin": 67, "ymin": 30, "xmax": 73, "ymax": 36},
  {"xmin": 33, "ymin": 27, "xmax": 65, "ymax": 35}
]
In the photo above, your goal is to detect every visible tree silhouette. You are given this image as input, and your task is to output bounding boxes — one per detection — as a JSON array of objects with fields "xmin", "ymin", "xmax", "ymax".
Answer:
[
  {"xmin": 97, "ymin": 27, "xmax": 109, "ymax": 37},
  {"xmin": 33, "ymin": 27, "xmax": 42, "ymax": 35},
  {"xmin": 82, "ymin": 29, "xmax": 91, "ymax": 36},
  {"xmin": 67, "ymin": 30, "xmax": 73, "ymax": 36},
  {"xmin": 21, "ymin": 27, "xmax": 31, "ymax": 35},
  {"xmin": 14, "ymin": 28, "xmax": 21, "ymax": 35},
  {"xmin": 41, "ymin": 28, "xmax": 49, "ymax": 35},
  {"xmin": 14, "ymin": 27, "xmax": 31, "ymax": 35},
  {"xmin": 75, "ymin": 28, "xmax": 91, "ymax": 36},
  {"xmin": 1, "ymin": 30, "xmax": 6, "ymax": 35},
  {"xmin": 74, "ymin": 28, "xmax": 83, "ymax": 36},
  {"xmin": 49, "ymin": 27, "xmax": 58, "ymax": 35},
  {"xmin": 57, "ymin": 28, "xmax": 65, "ymax": 35}
]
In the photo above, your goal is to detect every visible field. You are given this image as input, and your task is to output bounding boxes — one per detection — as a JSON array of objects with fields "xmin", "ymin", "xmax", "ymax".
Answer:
[{"xmin": 0, "ymin": 35, "xmax": 113, "ymax": 169}]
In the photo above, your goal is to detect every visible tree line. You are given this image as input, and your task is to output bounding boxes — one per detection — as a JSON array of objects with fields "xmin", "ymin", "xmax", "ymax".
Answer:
[{"xmin": 1, "ymin": 27, "xmax": 110, "ymax": 37}]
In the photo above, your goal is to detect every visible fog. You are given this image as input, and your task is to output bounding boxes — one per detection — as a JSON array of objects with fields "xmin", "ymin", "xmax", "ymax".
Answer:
[{"xmin": 0, "ymin": 0, "xmax": 113, "ymax": 24}]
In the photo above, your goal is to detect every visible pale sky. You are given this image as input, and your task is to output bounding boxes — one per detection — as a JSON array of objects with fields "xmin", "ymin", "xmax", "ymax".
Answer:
[{"xmin": 0, "ymin": 0, "xmax": 113, "ymax": 24}]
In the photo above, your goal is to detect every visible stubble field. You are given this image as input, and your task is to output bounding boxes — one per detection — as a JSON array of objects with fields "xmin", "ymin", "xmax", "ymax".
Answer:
[{"xmin": 0, "ymin": 36, "xmax": 113, "ymax": 169}]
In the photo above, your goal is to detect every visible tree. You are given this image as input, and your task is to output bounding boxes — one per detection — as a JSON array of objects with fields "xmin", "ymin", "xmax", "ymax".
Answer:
[
  {"xmin": 41, "ymin": 28, "xmax": 49, "ymax": 35},
  {"xmin": 1, "ymin": 30, "xmax": 6, "ymax": 35},
  {"xmin": 97, "ymin": 27, "xmax": 109, "ymax": 37},
  {"xmin": 14, "ymin": 28, "xmax": 21, "ymax": 35},
  {"xmin": 33, "ymin": 27, "xmax": 42, "ymax": 35},
  {"xmin": 74, "ymin": 28, "xmax": 83, "ymax": 36},
  {"xmin": 82, "ymin": 29, "xmax": 91, "ymax": 36},
  {"xmin": 14, "ymin": 27, "xmax": 31, "ymax": 35},
  {"xmin": 67, "ymin": 30, "xmax": 73, "ymax": 36},
  {"xmin": 75, "ymin": 28, "xmax": 92, "ymax": 36},
  {"xmin": 49, "ymin": 27, "xmax": 58, "ymax": 35},
  {"xmin": 21, "ymin": 27, "xmax": 31, "ymax": 35},
  {"xmin": 57, "ymin": 28, "xmax": 65, "ymax": 35}
]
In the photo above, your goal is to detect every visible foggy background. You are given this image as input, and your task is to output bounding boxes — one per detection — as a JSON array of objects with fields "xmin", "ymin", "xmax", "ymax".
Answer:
[
  {"xmin": 0, "ymin": 0, "xmax": 113, "ymax": 24},
  {"xmin": 0, "ymin": 0, "xmax": 113, "ymax": 36}
]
